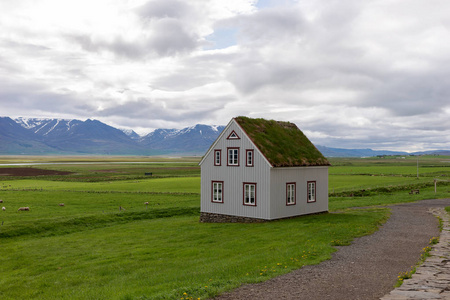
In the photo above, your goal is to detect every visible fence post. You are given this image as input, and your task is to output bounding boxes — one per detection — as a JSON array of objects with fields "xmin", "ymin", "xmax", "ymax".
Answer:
[{"xmin": 434, "ymin": 179, "xmax": 437, "ymax": 194}]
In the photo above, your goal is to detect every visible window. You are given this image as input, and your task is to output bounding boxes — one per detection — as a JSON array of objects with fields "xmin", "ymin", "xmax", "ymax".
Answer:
[
  {"xmin": 214, "ymin": 150, "xmax": 221, "ymax": 166},
  {"xmin": 286, "ymin": 183, "xmax": 296, "ymax": 205},
  {"xmin": 243, "ymin": 183, "xmax": 256, "ymax": 206},
  {"xmin": 212, "ymin": 181, "xmax": 223, "ymax": 203},
  {"xmin": 307, "ymin": 181, "xmax": 316, "ymax": 203},
  {"xmin": 227, "ymin": 130, "xmax": 240, "ymax": 139},
  {"xmin": 246, "ymin": 149, "xmax": 254, "ymax": 167},
  {"xmin": 227, "ymin": 147, "xmax": 239, "ymax": 166}
]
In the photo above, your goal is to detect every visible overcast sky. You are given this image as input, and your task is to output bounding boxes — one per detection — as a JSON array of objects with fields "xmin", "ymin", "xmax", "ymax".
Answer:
[{"xmin": 1, "ymin": 0, "xmax": 449, "ymax": 151}]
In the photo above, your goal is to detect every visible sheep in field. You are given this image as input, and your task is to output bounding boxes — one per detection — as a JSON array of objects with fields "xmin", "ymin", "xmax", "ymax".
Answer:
[
  {"xmin": 2, "ymin": 207, "xmax": 5, "ymax": 211},
  {"xmin": 0, "ymin": 199, "xmax": 3, "ymax": 203},
  {"xmin": 59, "ymin": 203, "xmax": 65, "ymax": 206},
  {"xmin": 144, "ymin": 202, "xmax": 149, "ymax": 205},
  {"xmin": 17, "ymin": 207, "xmax": 30, "ymax": 211}
]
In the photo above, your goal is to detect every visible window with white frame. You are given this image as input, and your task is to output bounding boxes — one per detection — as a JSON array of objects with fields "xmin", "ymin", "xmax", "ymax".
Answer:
[
  {"xmin": 243, "ymin": 183, "xmax": 256, "ymax": 206},
  {"xmin": 212, "ymin": 181, "xmax": 223, "ymax": 203},
  {"xmin": 246, "ymin": 149, "xmax": 254, "ymax": 167},
  {"xmin": 286, "ymin": 183, "xmax": 296, "ymax": 205},
  {"xmin": 228, "ymin": 147, "xmax": 239, "ymax": 166},
  {"xmin": 307, "ymin": 181, "xmax": 316, "ymax": 203},
  {"xmin": 214, "ymin": 150, "xmax": 221, "ymax": 166}
]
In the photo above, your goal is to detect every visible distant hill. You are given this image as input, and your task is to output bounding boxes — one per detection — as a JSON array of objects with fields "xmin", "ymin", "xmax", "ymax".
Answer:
[
  {"xmin": 0, "ymin": 117, "xmax": 448, "ymax": 157},
  {"xmin": 315, "ymin": 145, "xmax": 408, "ymax": 157}
]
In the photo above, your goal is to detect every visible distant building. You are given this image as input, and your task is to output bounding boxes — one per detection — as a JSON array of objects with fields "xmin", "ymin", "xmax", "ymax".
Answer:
[{"xmin": 199, "ymin": 116, "xmax": 330, "ymax": 222}]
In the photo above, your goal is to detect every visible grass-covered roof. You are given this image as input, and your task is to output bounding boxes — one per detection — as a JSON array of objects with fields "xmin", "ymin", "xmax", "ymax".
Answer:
[{"xmin": 235, "ymin": 116, "xmax": 330, "ymax": 167}]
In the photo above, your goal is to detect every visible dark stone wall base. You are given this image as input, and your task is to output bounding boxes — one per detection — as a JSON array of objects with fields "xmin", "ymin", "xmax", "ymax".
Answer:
[
  {"xmin": 199, "ymin": 211, "xmax": 328, "ymax": 223},
  {"xmin": 199, "ymin": 212, "xmax": 266, "ymax": 223}
]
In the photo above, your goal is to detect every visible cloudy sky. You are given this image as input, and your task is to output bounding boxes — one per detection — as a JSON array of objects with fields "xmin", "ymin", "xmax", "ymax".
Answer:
[{"xmin": 1, "ymin": 0, "xmax": 449, "ymax": 151}]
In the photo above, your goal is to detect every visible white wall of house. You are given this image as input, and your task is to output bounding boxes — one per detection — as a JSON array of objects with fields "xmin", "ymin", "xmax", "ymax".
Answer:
[{"xmin": 269, "ymin": 166, "xmax": 328, "ymax": 220}]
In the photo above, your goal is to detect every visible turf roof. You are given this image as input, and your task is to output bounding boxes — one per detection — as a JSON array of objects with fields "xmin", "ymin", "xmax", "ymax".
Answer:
[{"xmin": 234, "ymin": 116, "xmax": 330, "ymax": 167}]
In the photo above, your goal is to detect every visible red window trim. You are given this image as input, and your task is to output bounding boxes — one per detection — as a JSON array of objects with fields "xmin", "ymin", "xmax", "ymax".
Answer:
[
  {"xmin": 307, "ymin": 181, "xmax": 316, "ymax": 203},
  {"xmin": 214, "ymin": 149, "xmax": 221, "ymax": 166},
  {"xmin": 211, "ymin": 181, "xmax": 224, "ymax": 203},
  {"xmin": 245, "ymin": 149, "xmax": 254, "ymax": 167},
  {"xmin": 243, "ymin": 182, "xmax": 257, "ymax": 206},
  {"xmin": 227, "ymin": 147, "xmax": 240, "ymax": 166},
  {"xmin": 227, "ymin": 130, "xmax": 240, "ymax": 140},
  {"xmin": 286, "ymin": 182, "xmax": 296, "ymax": 206}
]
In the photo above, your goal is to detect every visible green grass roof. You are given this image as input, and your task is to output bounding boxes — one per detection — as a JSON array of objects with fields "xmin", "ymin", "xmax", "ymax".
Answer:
[{"xmin": 235, "ymin": 116, "xmax": 330, "ymax": 167}]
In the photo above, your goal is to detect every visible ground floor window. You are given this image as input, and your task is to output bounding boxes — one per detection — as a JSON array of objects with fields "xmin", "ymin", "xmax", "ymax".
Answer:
[
  {"xmin": 212, "ymin": 181, "xmax": 223, "ymax": 203},
  {"xmin": 286, "ymin": 182, "xmax": 296, "ymax": 205},
  {"xmin": 307, "ymin": 181, "xmax": 316, "ymax": 203},
  {"xmin": 243, "ymin": 183, "xmax": 256, "ymax": 206}
]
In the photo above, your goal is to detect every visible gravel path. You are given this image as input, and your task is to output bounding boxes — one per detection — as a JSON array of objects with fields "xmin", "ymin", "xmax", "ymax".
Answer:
[{"xmin": 213, "ymin": 199, "xmax": 449, "ymax": 300}]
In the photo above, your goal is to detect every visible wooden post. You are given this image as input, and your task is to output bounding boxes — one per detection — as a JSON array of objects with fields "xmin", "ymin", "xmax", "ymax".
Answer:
[{"xmin": 434, "ymin": 179, "xmax": 437, "ymax": 194}]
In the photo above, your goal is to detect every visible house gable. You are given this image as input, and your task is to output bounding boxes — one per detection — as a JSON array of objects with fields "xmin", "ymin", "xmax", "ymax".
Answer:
[{"xmin": 199, "ymin": 119, "xmax": 271, "ymax": 168}]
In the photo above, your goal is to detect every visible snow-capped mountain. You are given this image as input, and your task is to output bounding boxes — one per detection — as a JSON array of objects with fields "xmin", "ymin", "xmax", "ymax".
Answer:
[
  {"xmin": 140, "ymin": 124, "xmax": 226, "ymax": 153},
  {"xmin": 120, "ymin": 128, "xmax": 141, "ymax": 140},
  {"xmin": 0, "ymin": 117, "xmax": 225, "ymax": 155},
  {"xmin": 15, "ymin": 118, "xmax": 84, "ymax": 137}
]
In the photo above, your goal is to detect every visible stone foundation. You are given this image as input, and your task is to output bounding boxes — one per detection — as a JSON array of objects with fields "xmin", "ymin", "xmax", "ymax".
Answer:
[
  {"xmin": 199, "ymin": 212, "xmax": 267, "ymax": 223},
  {"xmin": 199, "ymin": 211, "xmax": 328, "ymax": 223}
]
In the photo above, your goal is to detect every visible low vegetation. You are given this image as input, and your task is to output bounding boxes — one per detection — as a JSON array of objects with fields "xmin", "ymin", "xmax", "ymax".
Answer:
[{"xmin": 0, "ymin": 155, "xmax": 448, "ymax": 299}]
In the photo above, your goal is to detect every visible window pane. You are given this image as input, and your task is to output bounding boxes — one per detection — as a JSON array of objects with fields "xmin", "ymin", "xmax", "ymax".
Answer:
[
  {"xmin": 247, "ymin": 150, "xmax": 253, "ymax": 166},
  {"xmin": 213, "ymin": 182, "xmax": 223, "ymax": 202},
  {"xmin": 228, "ymin": 149, "xmax": 238, "ymax": 165},
  {"xmin": 287, "ymin": 184, "xmax": 295, "ymax": 204},
  {"xmin": 244, "ymin": 184, "xmax": 256, "ymax": 205},
  {"xmin": 308, "ymin": 182, "xmax": 316, "ymax": 202}
]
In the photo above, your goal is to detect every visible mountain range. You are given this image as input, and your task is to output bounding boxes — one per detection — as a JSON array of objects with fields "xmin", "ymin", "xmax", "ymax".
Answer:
[
  {"xmin": 0, "ymin": 117, "xmax": 224, "ymax": 155},
  {"xmin": 0, "ymin": 117, "xmax": 448, "ymax": 157}
]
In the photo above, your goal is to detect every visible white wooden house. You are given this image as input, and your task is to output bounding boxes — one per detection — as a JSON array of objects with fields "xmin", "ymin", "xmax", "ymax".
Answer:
[{"xmin": 199, "ymin": 116, "xmax": 330, "ymax": 222}]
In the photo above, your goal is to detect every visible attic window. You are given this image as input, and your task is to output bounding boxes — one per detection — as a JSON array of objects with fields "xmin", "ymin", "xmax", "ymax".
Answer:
[
  {"xmin": 214, "ymin": 150, "xmax": 221, "ymax": 166},
  {"xmin": 227, "ymin": 147, "xmax": 239, "ymax": 166},
  {"xmin": 246, "ymin": 149, "xmax": 254, "ymax": 167},
  {"xmin": 227, "ymin": 130, "xmax": 240, "ymax": 140}
]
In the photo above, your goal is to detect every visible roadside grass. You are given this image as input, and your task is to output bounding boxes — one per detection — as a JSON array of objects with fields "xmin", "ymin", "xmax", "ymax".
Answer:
[
  {"xmin": 0, "ymin": 209, "xmax": 388, "ymax": 300},
  {"xmin": 329, "ymin": 185, "xmax": 450, "ymax": 211}
]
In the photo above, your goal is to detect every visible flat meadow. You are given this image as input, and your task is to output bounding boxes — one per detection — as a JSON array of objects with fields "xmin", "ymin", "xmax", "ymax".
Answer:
[{"xmin": 0, "ymin": 155, "xmax": 449, "ymax": 299}]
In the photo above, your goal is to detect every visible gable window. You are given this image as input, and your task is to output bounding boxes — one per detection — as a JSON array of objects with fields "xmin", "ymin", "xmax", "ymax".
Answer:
[
  {"xmin": 286, "ymin": 183, "xmax": 296, "ymax": 205},
  {"xmin": 307, "ymin": 181, "xmax": 316, "ymax": 203},
  {"xmin": 227, "ymin": 147, "xmax": 239, "ymax": 166},
  {"xmin": 243, "ymin": 183, "xmax": 256, "ymax": 206},
  {"xmin": 246, "ymin": 149, "xmax": 254, "ymax": 167},
  {"xmin": 214, "ymin": 150, "xmax": 221, "ymax": 166},
  {"xmin": 212, "ymin": 181, "xmax": 223, "ymax": 203},
  {"xmin": 227, "ymin": 130, "xmax": 240, "ymax": 140}
]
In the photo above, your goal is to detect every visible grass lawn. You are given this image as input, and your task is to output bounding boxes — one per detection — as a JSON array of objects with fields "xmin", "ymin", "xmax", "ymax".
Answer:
[
  {"xmin": 0, "ymin": 155, "xmax": 449, "ymax": 299},
  {"xmin": 0, "ymin": 209, "xmax": 388, "ymax": 300}
]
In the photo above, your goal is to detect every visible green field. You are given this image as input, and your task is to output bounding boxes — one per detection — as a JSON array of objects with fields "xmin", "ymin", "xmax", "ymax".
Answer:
[{"xmin": 0, "ymin": 155, "xmax": 449, "ymax": 299}]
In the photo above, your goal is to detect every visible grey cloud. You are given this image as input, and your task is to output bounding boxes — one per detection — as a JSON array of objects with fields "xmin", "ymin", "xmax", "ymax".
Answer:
[
  {"xmin": 70, "ymin": 35, "xmax": 146, "ymax": 59},
  {"xmin": 148, "ymin": 18, "xmax": 198, "ymax": 56},
  {"xmin": 70, "ymin": 18, "xmax": 199, "ymax": 59},
  {"xmin": 137, "ymin": 0, "xmax": 191, "ymax": 20},
  {"xmin": 95, "ymin": 96, "xmax": 231, "ymax": 125}
]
